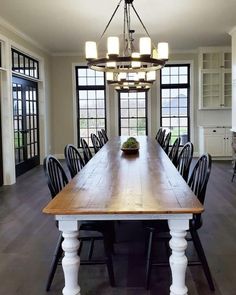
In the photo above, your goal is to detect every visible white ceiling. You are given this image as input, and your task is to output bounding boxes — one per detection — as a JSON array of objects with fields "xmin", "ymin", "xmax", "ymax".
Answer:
[{"xmin": 0, "ymin": 0, "xmax": 235, "ymax": 54}]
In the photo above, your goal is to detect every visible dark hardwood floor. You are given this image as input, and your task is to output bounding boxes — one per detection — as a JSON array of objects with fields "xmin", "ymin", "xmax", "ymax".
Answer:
[{"xmin": 0, "ymin": 160, "xmax": 235, "ymax": 295}]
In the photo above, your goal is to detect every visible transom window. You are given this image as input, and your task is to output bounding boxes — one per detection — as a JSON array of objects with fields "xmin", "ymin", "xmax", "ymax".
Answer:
[
  {"xmin": 160, "ymin": 64, "xmax": 190, "ymax": 145},
  {"xmin": 119, "ymin": 91, "xmax": 147, "ymax": 136},
  {"xmin": 76, "ymin": 66, "xmax": 106, "ymax": 146},
  {"xmin": 12, "ymin": 49, "xmax": 39, "ymax": 79}
]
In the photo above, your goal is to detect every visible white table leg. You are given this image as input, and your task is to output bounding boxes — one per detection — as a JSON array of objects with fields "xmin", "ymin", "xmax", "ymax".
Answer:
[
  {"xmin": 168, "ymin": 219, "xmax": 189, "ymax": 295},
  {"xmin": 58, "ymin": 220, "xmax": 81, "ymax": 295}
]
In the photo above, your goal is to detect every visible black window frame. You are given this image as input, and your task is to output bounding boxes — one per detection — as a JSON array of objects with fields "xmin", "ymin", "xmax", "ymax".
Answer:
[
  {"xmin": 160, "ymin": 64, "xmax": 190, "ymax": 146},
  {"xmin": 118, "ymin": 90, "xmax": 148, "ymax": 136},
  {"xmin": 11, "ymin": 48, "xmax": 39, "ymax": 79},
  {"xmin": 75, "ymin": 66, "xmax": 107, "ymax": 147}
]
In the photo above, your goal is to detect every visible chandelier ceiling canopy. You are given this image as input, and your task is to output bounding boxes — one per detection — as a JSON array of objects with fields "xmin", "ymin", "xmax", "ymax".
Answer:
[{"xmin": 85, "ymin": 0, "xmax": 169, "ymax": 91}]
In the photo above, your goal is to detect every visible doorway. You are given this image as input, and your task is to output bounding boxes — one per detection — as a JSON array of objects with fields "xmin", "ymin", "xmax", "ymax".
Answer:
[{"xmin": 12, "ymin": 76, "xmax": 40, "ymax": 176}]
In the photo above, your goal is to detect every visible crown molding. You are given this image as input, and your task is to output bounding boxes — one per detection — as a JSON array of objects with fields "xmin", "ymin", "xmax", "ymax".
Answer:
[{"xmin": 0, "ymin": 16, "xmax": 50, "ymax": 54}]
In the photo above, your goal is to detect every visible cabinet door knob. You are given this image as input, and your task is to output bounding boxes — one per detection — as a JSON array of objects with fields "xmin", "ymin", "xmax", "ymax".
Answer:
[{"xmin": 213, "ymin": 130, "xmax": 216, "ymax": 132}]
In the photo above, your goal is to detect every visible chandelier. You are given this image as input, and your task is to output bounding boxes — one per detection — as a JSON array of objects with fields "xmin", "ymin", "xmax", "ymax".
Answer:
[{"xmin": 85, "ymin": 0, "xmax": 169, "ymax": 91}]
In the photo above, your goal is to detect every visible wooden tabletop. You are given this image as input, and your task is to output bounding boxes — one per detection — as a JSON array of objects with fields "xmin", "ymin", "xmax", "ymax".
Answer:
[{"xmin": 43, "ymin": 137, "xmax": 204, "ymax": 216}]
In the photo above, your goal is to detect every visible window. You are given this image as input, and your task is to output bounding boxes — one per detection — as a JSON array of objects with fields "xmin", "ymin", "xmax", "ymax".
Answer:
[
  {"xmin": 76, "ymin": 66, "xmax": 106, "ymax": 146},
  {"xmin": 119, "ymin": 91, "xmax": 147, "ymax": 136},
  {"xmin": 12, "ymin": 49, "xmax": 39, "ymax": 79},
  {"xmin": 160, "ymin": 64, "xmax": 190, "ymax": 145}
]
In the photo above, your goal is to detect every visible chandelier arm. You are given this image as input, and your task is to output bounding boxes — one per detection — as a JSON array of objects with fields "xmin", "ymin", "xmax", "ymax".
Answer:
[
  {"xmin": 125, "ymin": 2, "xmax": 131, "ymax": 54},
  {"xmin": 98, "ymin": 0, "xmax": 123, "ymax": 42},
  {"xmin": 131, "ymin": 3, "xmax": 156, "ymax": 48},
  {"xmin": 123, "ymin": 1, "xmax": 126, "ymax": 56}
]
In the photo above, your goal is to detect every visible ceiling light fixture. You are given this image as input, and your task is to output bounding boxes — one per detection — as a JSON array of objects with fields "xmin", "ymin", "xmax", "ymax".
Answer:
[{"xmin": 85, "ymin": 0, "xmax": 169, "ymax": 91}]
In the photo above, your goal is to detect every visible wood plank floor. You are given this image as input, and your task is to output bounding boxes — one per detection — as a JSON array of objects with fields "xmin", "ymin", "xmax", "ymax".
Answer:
[{"xmin": 0, "ymin": 160, "xmax": 235, "ymax": 295}]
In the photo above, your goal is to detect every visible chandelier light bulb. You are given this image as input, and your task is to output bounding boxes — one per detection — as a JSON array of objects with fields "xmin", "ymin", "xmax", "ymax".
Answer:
[
  {"xmin": 118, "ymin": 72, "xmax": 127, "ymax": 81},
  {"xmin": 138, "ymin": 72, "xmax": 146, "ymax": 80},
  {"xmin": 85, "ymin": 41, "xmax": 97, "ymax": 59},
  {"xmin": 106, "ymin": 72, "xmax": 114, "ymax": 81},
  {"xmin": 107, "ymin": 37, "xmax": 119, "ymax": 56},
  {"xmin": 158, "ymin": 42, "xmax": 169, "ymax": 60},
  {"xmin": 147, "ymin": 71, "xmax": 156, "ymax": 81},
  {"xmin": 139, "ymin": 37, "xmax": 151, "ymax": 56},
  {"xmin": 131, "ymin": 52, "xmax": 141, "ymax": 68},
  {"xmin": 106, "ymin": 61, "xmax": 116, "ymax": 68}
]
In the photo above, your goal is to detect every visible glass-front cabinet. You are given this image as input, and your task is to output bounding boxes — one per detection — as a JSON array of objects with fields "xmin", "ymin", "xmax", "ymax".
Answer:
[{"xmin": 199, "ymin": 47, "xmax": 231, "ymax": 109}]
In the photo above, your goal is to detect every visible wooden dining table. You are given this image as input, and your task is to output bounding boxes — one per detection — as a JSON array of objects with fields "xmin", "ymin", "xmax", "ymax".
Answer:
[{"xmin": 43, "ymin": 136, "xmax": 204, "ymax": 295}]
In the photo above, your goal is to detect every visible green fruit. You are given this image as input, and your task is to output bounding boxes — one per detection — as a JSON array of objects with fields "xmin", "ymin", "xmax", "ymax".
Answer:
[
  {"xmin": 122, "ymin": 140, "xmax": 138, "ymax": 149},
  {"xmin": 127, "ymin": 137, "xmax": 137, "ymax": 143}
]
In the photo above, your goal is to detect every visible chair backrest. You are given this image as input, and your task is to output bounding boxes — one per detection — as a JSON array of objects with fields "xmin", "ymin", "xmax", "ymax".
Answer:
[
  {"xmin": 168, "ymin": 137, "xmax": 180, "ymax": 167},
  {"xmin": 91, "ymin": 133, "xmax": 101, "ymax": 154},
  {"xmin": 158, "ymin": 129, "xmax": 166, "ymax": 146},
  {"xmin": 155, "ymin": 128, "xmax": 162, "ymax": 141},
  {"xmin": 98, "ymin": 130, "xmax": 105, "ymax": 147},
  {"xmin": 43, "ymin": 155, "xmax": 68, "ymax": 198},
  {"xmin": 176, "ymin": 142, "xmax": 194, "ymax": 181},
  {"xmin": 80, "ymin": 138, "xmax": 93, "ymax": 164},
  {"xmin": 163, "ymin": 132, "xmax": 171, "ymax": 154},
  {"xmin": 64, "ymin": 144, "xmax": 85, "ymax": 178},
  {"xmin": 188, "ymin": 153, "xmax": 212, "ymax": 204},
  {"xmin": 188, "ymin": 153, "xmax": 212, "ymax": 229},
  {"xmin": 101, "ymin": 128, "xmax": 108, "ymax": 143}
]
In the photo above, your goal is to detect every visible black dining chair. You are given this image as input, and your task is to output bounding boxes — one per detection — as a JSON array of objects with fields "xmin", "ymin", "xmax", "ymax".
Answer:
[
  {"xmin": 44, "ymin": 155, "xmax": 115, "ymax": 291},
  {"xmin": 145, "ymin": 153, "xmax": 214, "ymax": 291},
  {"xmin": 158, "ymin": 129, "xmax": 166, "ymax": 146},
  {"xmin": 80, "ymin": 138, "xmax": 93, "ymax": 164},
  {"xmin": 168, "ymin": 137, "xmax": 180, "ymax": 167},
  {"xmin": 155, "ymin": 128, "xmax": 162, "ymax": 141},
  {"xmin": 91, "ymin": 133, "xmax": 102, "ymax": 153},
  {"xmin": 64, "ymin": 144, "xmax": 85, "ymax": 178},
  {"xmin": 162, "ymin": 132, "xmax": 171, "ymax": 154},
  {"xmin": 176, "ymin": 141, "xmax": 194, "ymax": 182},
  {"xmin": 101, "ymin": 128, "xmax": 109, "ymax": 143},
  {"xmin": 98, "ymin": 130, "xmax": 105, "ymax": 147}
]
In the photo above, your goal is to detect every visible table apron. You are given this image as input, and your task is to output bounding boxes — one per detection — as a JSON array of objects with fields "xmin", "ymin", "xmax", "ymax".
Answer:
[{"xmin": 56, "ymin": 213, "xmax": 193, "ymax": 222}]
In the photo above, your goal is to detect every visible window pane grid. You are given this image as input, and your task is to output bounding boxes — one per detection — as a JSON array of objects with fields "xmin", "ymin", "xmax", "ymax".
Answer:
[
  {"xmin": 119, "ymin": 91, "xmax": 147, "ymax": 136},
  {"xmin": 161, "ymin": 65, "xmax": 190, "ymax": 145},
  {"xmin": 76, "ymin": 67, "xmax": 106, "ymax": 147}
]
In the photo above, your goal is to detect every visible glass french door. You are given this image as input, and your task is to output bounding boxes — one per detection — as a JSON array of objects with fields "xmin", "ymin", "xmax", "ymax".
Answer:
[{"xmin": 12, "ymin": 76, "xmax": 40, "ymax": 176}]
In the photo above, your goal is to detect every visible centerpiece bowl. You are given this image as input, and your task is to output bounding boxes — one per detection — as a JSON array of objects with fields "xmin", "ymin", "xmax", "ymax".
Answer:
[{"xmin": 121, "ymin": 137, "xmax": 140, "ymax": 154}]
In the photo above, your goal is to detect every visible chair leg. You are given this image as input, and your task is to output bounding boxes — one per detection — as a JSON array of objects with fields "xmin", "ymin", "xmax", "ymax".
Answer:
[
  {"xmin": 190, "ymin": 229, "xmax": 215, "ymax": 291},
  {"xmin": 46, "ymin": 233, "xmax": 63, "ymax": 291},
  {"xmin": 145, "ymin": 228, "xmax": 155, "ymax": 290},
  {"xmin": 232, "ymin": 161, "xmax": 236, "ymax": 182},
  {"xmin": 103, "ymin": 232, "xmax": 115, "ymax": 287},
  {"xmin": 88, "ymin": 238, "xmax": 95, "ymax": 260}
]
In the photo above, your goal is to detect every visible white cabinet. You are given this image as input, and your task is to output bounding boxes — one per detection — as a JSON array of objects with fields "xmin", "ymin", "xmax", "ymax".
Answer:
[
  {"xmin": 199, "ymin": 127, "xmax": 232, "ymax": 157},
  {"xmin": 199, "ymin": 47, "xmax": 231, "ymax": 109}
]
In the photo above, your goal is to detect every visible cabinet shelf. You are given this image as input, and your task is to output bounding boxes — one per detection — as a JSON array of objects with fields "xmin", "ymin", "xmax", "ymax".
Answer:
[{"xmin": 199, "ymin": 48, "xmax": 232, "ymax": 109}]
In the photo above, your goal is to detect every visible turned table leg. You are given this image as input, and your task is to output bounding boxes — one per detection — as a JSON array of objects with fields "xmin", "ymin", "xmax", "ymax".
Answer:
[
  {"xmin": 59, "ymin": 220, "xmax": 81, "ymax": 295},
  {"xmin": 168, "ymin": 219, "xmax": 189, "ymax": 295}
]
